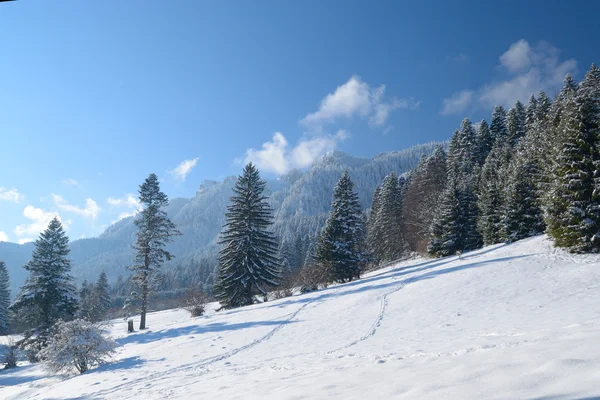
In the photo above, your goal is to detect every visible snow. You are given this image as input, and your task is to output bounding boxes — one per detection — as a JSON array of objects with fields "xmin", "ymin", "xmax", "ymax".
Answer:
[{"xmin": 3, "ymin": 235, "xmax": 600, "ymax": 399}]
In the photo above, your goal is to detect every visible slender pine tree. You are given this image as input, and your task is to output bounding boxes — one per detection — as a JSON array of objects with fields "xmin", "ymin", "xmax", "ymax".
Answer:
[
  {"xmin": 215, "ymin": 163, "xmax": 281, "ymax": 309},
  {"xmin": 130, "ymin": 173, "xmax": 181, "ymax": 329},
  {"xmin": 506, "ymin": 101, "xmax": 526, "ymax": 146},
  {"xmin": 372, "ymin": 172, "xmax": 405, "ymax": 262},
  {"xmin": 316, "ymin": 171, "xmax": 364, "ymax": 283},
  {"xmin": 0, "ymin": 261, "xmax": 10, "ymax": 334},
  {"xmin": 94, "ymin": 271, "xmax": 111, "ymax": 321}
]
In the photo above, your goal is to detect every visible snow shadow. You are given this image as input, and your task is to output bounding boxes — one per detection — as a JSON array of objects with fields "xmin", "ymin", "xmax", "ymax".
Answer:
[
  {"xmin": 0, "ymin": 365, "xmax": 45, "ymax": 387},
  {"xmin": 117, "ymin": 319, "xmax": 298, "ymax": 346},
  {"xmin": 92, "ymin": 356, "xmax": 145, "ymax": 373},
  {"xmin": 528, "ymin": 396, "xmax": 600, "ymax": 400}
]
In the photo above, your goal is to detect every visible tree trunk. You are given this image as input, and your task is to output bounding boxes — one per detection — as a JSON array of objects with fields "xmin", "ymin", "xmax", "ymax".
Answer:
[
  {"xmin": 140, "ymin": 279, "xmax": 148, "ymax": 330},
  {"xmin": 127, "ymin": 320, "xmax": 134, "ymax": 333}
]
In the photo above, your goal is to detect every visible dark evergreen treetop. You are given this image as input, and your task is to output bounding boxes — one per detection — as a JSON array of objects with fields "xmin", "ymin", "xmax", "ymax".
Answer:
[
  {"xmin": 490, "ymin": 105, "xmax": 508, "ymax": 142},
  {"xmin": 0, "ymin": 260, "xmax": 10, "ymax": 334}
]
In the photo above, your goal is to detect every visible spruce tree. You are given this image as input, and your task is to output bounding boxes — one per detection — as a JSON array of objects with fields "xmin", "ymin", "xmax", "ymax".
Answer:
[
  {"xmin": 366, "ymin": 185, "xmax": 383, "ymax": 262},
  {"xmin": 501, "ymin": 147, "xmax": 545, "ymax": 242},
  {"xmin": 94, "ymin": 272, "xmax": 111, "ymax": 321},
  {"xmin": 506, "ymin": 101, "xmax": 526, "ymax": 146},
  {"xmin": 11, "ymin": 217, "xmax": 77, "ymax": 330},
  {"xmin": 0, "ymin": 261, "xmax": 10, "ymax": 334},
  {"xmin": 428, "ymin": 184, "xmax": 461, "ymax": 257},
  {"xmin": 215, "ymin": 163, "xmax": 281, "ymax": 309},
  {"xmin": 475, "ymin": 119, "xmax": 493, "ymax": 166},
  {"xmin": 130, "ymin": 173, "xmax": 181, "ymax": 329},
  {"xmin": 372, "ymin": 172, "xmax": 405, "ymax": 262},
  {"xmin": 490, "ymin": 105, "xmax": 508, "ymax": 143},
  {"xmin": 545, "ymin": 67, "xmax": 600, "ymax": 252},
  {"xmin": 316, "ymin": 171, "xmax": 364, "ymax": 283},
  {"xmin": 477, "ymin": 138, "xmax": 511, "ymax": 245}
]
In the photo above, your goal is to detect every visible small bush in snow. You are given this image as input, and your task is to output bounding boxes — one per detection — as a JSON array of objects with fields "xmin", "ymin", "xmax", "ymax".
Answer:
[
  {"xmin": 2, "ymin": 338, "xmax": 19, "ymax": 369},
  {"xmin": 182, "ymin": 288, "xmax": 208, "ymax": 317},
  {"xmin": 39, "ymin": 319, "xmax": 117, "ymax": 374}
]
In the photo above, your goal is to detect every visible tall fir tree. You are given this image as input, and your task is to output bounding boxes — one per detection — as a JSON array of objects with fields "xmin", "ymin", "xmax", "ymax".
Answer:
[
  {"xmin": 500, "ymin": 147, "xmax": 545, "ymax": 242},
  {"xmin": 545, "ymin": 66, "xmax": 600, "ymax": 252},
  {"xmin": 11, "ymin": 217, "xmax": 77, "ymax": 330},
  {"xmin": 475, "ymin": 119, "xmax": 493, "ymax": 166},
  {"xmin": 215, "ymin": 163, "xmax": 281, "ymax": 309},
  {"xmin": 477, "ymin": 138, "xmax": 511, "ymax": 245},
  {"xmin": 0, "ymin": 261, "xmax": 10, "ymax": 334},
  {"xmin": 130, "ymin": 173, "xmax": 181, "ymax": 329},
  {"xmin": 366, "ymin": 185, "xmax": 383, "ymax": 262},
  {"xmin": 506, "ymin": 101, "xmax": 526, "ymax": 146},
  {"xmin": 490, "ymin": 105, "xmax": 508, "ymax": 143},
  {"xmin": 94, "ymin": 271, "xmax": 111, "ymax": 321},
  {"xmin": 371, "ymin": 172, "xmax": 405, "ymax": 262},
  {"xmin": 428, "ymin": 184, "xmax": 461, "ymax": 257},
  {"xmin": 316, "ymin": 171, "xmax": 364, "ymax": 283}
]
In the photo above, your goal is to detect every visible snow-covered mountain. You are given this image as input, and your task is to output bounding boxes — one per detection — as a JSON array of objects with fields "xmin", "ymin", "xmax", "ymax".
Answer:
[
  {"xmin": 3, "ymin": 235, "xmax": 600, "ymax": 399},
  {"xmin": 0, "ymin": 142, "xmax": 443, "ymax": 292}
]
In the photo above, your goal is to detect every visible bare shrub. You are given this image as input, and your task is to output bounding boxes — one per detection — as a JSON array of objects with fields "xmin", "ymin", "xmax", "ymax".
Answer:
[{"xmin": 182, "ymin": 288, "xmax": 208, "ymax": 317}]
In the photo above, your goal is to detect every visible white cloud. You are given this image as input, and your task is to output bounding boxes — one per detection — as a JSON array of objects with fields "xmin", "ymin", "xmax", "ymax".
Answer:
[
  {"xmin": 14, "ymin": 206, "xmax": 66, "ymax": 238},
  {"xmin": 18, "ymin": 238, "xmax": 33, "ymax": 244},
  {"xmin": 301, "ymin": 76, "xmax": 418, "ymax": 130},
  {"xmin": 107, "ymin": 194, "xmax": 140, "ymax": 208},
  {"xmin": 61, "ymin": 178, "xmax": 79, "ymax": 186},
  {"xmin": 440, "ymin": 90, "xmax": 474, "ymax": 115},
  {"xmin": 170, "ymin": 158, "xmax": 198, "ymax": 181},
  {"xmin": 52, "ymin": 194, "xmax": 101, "ymax": 220},
  {"xmin": 0, "ymin": 188, "xmax": 23, "ymax": 203},
  {"xmin": 0, "ymin": 232, "xmax": 8, "ymax": 242},
  {"xmin": 244, "ymin": 130, "xmax": 348, "ymax": 175},
  {"xmin": 499, "ymin": 39, "xmax": 532, "ymax": 72},
  {"xmin": 107, "ymin": 194, "xmax": 142, "ymax": 223},
  {"xmin": 441, "ymin": 39, "xmax": 577, "ymax": 115}
]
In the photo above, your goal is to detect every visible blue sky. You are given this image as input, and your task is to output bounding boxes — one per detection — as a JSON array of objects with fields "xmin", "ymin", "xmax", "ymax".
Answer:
[{"xmin": 0, "ymin": 0, "xmax": 599, "ymax": 244}]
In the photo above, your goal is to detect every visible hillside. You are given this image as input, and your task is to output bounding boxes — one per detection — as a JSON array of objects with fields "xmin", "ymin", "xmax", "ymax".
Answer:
[
  {"xmin": 2, "ymin": 235, "xmax": 600, "ymax": 399},
  {"xmin": 0, "ymin": 142, "xmax": 443, "ymax": 294}
]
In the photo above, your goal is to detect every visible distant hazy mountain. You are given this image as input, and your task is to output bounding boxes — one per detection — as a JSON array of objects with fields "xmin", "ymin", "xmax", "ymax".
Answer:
[{"xmin": 0, "ymin": 142, "xmax": 443, "ymax": 294}]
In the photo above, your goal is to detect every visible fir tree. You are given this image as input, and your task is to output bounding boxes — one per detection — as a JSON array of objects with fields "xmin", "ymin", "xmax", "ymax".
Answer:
[
  {"xmin": 366, "ymin": 185, "xmax": 383, "ymax": 262},
  {"xmin": 316, "ymin": 171, "xmax": 364, "ymax": 283},
  {"xmin": 215, "ymin": 163, "xmax": 281, "ymax": 309},
  {"xmin": 428, "ymin": 185, "xmax": 461, "ymax": 257},
  {"xmin": 490, "ymin": 105, "xmax": 508, "ymax": 143},
  {"xmin": 477, "ymin": 138, "xmax": 511, "ymax": 245},
  {"xmin": 545, "ymin": 67, "xmax": 600, "ymax": 252},
  {"xmin": 506, "ymin": 101, "xmax": 526, "ymax": 146},
  {"xmin": 475, "ymin": 119, "xmax": 493, "ymax": 165},
  {"xmin": 0, "ymin": 261, "xmax": 10, "ymax": 334},
  {"xmin": 11, "ymin": 217, "xmax": 77, "ymax": 330},
  {"xmin": 372, "ymin": 172, "xmax": 405, "ymax": 262},
  {"xmin": 94, "ymin": 272, "xmax": 111, "ymax": 321},
  {"xmin": 460, "ymin": 177, "xmax": 483, "ymax": 251},
  {"xmin": 501, "ymin": 147, "xmax": 545, "ymax": 242},
  {"xmin": 130, "ymin": 173, "xmax": 181, "ymax": 329}
]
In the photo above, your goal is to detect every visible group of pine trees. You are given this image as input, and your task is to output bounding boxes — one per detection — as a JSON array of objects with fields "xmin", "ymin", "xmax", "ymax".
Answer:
[{"xmin": 428, "ymin": 65, "xmax": 600, "ymax": 256}]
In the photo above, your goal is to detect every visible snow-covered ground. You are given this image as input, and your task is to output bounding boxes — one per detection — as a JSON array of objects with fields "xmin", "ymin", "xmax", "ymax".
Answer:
[{"xmin": 2, "ymin": 235, "xmax": 600, "ymax": 399}]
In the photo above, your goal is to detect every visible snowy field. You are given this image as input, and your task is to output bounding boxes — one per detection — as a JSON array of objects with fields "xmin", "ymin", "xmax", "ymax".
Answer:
[{"xmin": 2, "ymin": 235, "xmax": 600, "ymax": 399}]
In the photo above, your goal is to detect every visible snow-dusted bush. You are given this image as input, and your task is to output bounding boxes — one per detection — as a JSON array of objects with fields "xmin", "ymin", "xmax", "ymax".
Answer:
[
  {"xmin": 2, "ymin": 338, "xmax": 19, "ymax": 369},
  {"xmin": 182, "ymin": 288, "xmax": 208, "ymax": 317},
  {"xmin": 39, "ymin": 319, "xmax": 117, "ymax": 374}
]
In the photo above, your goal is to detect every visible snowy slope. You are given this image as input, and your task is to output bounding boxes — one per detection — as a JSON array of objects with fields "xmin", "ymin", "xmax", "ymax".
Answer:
[{"xmin": 3, "ymin": 235, "xmax": 600, "ymax": 399}]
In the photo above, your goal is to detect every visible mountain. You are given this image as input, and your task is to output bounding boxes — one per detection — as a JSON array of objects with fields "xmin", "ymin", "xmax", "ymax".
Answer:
[
  {"xmin": 3, "ymin": 235, "xmax": 600, "ymax": 399},
  {"xmin": 0, "ymin": 142, "xmax": 443, "ymax": 293}
]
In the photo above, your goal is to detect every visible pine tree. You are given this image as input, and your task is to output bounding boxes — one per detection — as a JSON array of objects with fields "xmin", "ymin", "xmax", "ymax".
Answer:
[
  {"xmin": 215, "ymin": 163, "xmax": 281, "ymax": 309},
  {"xmin": 94, "ymin": 272, "xmax": 111, "ymax": 321},
  {"xmin": 460, "ymin": 177, "xmax": 483, "ymax": 250},
  {"xmin": 372, "ymin": 172, "xmax": 405, "ymax": 262},
  {"xmin": 428, "ymin": 184, "xmax": 461, "ymax": 257},
  {"xmin": 316, "ymin": 171, "xmax": 364, "ymax": 283},
  {"xmin": 366, "ymin": 185, "xmax": 383, "ymax": 262},
  {"xmin": 506, "ymin": 101, "xmax": 526, "ymax": 146},
  {"xmin": 477, "ymin": 138, "xmax": 511, "ymax": 245},
  {"xmin": 545, "ymin": 66, "xmax": 600, "ymax": 252},
  {"xmin": 77, "ymin": 280, "xmax": 94, "ymax": 322},
  {"xmin": 130, "ymin": 173, "xmax": 181, "ymax": 329},
  {"xmin": 490, "ymin": 105, "xmax": 508, "ymax": 143},
  {"xmin": 475, "ymin": 119, "xmax": 493, "ymax": 165},
  {"xmin": 0, "ymin": 261, "xmax": 10, "ymax": 334},
  {"xmin": 11, "ymin": 217, "xmax": 77, "ymax": 330},
  {"xmin": 501, "ymin": 147, "xmax": 545, "ymax": 242}
]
